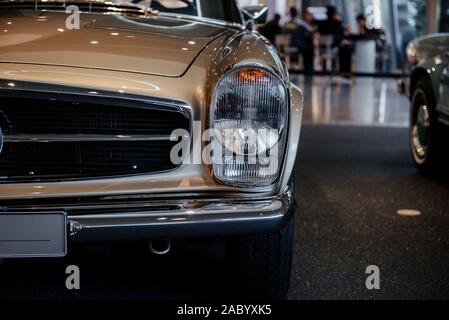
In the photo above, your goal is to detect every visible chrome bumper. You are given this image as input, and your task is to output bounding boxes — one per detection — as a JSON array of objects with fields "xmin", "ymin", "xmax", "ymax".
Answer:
[{"xmin": 66, "ymin": 191, "xmax": 295, "ymax": 241}]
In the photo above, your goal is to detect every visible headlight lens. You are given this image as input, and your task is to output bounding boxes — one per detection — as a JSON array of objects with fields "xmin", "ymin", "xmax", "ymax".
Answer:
[{"xmin": 211, "ymin": 66, "xmax": 288, "ymax": 186}]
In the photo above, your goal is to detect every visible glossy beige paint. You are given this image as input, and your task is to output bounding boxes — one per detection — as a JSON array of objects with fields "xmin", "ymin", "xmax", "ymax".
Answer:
[
  {"xmin": 0, "ymin": 10, "xmax": 226, "ymax": 77},
  {"xmin": 0, "ymin": 9, "xmax": 303, "ymax": 200}
]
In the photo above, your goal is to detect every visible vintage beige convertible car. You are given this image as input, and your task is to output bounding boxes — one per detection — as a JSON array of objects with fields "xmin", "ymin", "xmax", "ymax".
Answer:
[{"xmin": 0, "ymin": 0, "xmax": 303, "ymax": 298}]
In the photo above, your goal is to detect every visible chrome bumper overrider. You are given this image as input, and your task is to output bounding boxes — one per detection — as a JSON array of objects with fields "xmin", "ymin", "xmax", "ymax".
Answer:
[{"xmin": 65, "ymin": 191, "xmax": 295, "ymax": 241}]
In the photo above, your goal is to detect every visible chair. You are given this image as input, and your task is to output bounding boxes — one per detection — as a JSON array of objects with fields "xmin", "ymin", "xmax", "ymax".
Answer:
[
  {"xmin": 275, "ymin": 34, "xmax": 299, "ymax": 70},
  {"xmin": 318, "ymin": 35, "xmax": 334, "ymax": 72}
]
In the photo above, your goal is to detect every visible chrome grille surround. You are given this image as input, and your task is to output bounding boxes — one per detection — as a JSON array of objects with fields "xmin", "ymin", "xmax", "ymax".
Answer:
[{"xmin": 0, "ymin": 80, "xmax": 192, "ymax": 183}]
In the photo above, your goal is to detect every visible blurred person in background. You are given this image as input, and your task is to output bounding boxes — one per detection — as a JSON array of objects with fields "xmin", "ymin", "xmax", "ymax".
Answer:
[
  {"xmin": 258, "ymin": 13, "xmax": 282, "ymax": 44},
  {"xmin": 290, "ymin": 10, "xmax": 316, "ymax": 74},
  {"xmin": 355, "ymin": 14, "xmax": 385, "ymax": 37},
  {"xmin": 317, "ymin": 5, "xmax": 352, "ymax": 79},
  {"xmin": 284, "ymin": 7, "xmax": 301, "ymax": 32},
  {"xmin": 283, "ymin": 7, "xmax": 302, "ymax": 65}
]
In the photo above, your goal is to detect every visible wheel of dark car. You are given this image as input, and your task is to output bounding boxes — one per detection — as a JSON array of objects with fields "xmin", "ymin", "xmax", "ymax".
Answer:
[
  {"xmin": 410, "ymin": 78, "xmax": 446, "ymax": 173},
  {"xmin": 226, "ymin": 216, "xmax": 294, "ymax": 300}
]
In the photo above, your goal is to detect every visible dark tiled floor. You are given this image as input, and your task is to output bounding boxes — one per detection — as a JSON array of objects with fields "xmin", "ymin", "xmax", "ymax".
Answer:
[{"xmin": 289, "ymin": 124, "xmax": 449, "ymax": 299}]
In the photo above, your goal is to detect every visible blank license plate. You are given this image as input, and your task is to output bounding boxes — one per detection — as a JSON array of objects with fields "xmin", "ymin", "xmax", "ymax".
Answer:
[{"xmin": 0, "ymin": 212, "xmax": 67, "ymax": 258}]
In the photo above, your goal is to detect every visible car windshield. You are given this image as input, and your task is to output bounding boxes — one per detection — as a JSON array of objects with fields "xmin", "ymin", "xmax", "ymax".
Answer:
[
  {"xmin": 148, "ymin": 0, "xmax": 242, "ymax": 24},
  {"xmin": 0, "ymin": 0, "xmax": 243, "ymax": 24}
]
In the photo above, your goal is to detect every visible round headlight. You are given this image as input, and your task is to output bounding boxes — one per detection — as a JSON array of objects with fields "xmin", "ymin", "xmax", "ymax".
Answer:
[{"xmin": 211, "ymin": 66, "xmax": 288, "ymax": 186}]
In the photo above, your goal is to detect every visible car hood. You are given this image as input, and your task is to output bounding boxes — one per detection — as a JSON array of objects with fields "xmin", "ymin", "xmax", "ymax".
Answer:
[{"xmin": 0, "ymin": 10, "xmax": 227, "ymax": 77}]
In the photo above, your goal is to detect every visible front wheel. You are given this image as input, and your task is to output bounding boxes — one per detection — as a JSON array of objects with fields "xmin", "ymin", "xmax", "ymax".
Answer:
[
  {"xmin": 226, "ymin": 217, "xmax": 294, "ymax": 300},
  {"xmin": 410, "ymin": 78, "xmax": 446, "ymax": 173}
]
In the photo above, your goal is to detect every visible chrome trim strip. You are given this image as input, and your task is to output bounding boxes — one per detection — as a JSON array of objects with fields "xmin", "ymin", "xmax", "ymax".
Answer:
[
  {"xmin": 67, "ymin": 191, "xmax": 293, "ymax": 236},
  {"xmin": 0, "ymin": 190, "xmax": 288, "ymax": 210},
  {"xmin": 69, "ymin": 208, "xmax": 285, "ymax": 236},
  {"xmin": 0, "ymin": 79, "xmax": 193, "ymax": 117},
  {"xmin": 69, "ymin": 199, "xmax": 283, "ymax": 221},
  {"xmin": 3, "ymin": 134, "xmax": 173, "ymax": 143}
]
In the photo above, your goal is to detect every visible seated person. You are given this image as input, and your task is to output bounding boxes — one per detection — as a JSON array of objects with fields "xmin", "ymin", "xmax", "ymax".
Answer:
[
  {"xmin": 317, "ymin": 6, "xmax": 352, "ymax": 77},
  {"xmin": 284, "ymin": 7, "xmax": 301, "ymax": 32},
  {"xmin": 355, "ymin": 14, "xmax": 385, "ymax": 39},
  {"xmin": 290, "ymin": 11, "xmax": 316, "ymax": 74}
]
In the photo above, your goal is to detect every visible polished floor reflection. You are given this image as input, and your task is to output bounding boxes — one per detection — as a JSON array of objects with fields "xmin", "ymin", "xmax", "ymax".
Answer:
[{"xmin": 291, "ymin": 75, "xmax": 409, "ymax": 127}]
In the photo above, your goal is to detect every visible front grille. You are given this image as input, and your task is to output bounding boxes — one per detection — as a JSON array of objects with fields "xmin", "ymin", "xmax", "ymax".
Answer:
[{"xmin": 0, "ymin": 93, "xmax": 190, "ymax": 182}]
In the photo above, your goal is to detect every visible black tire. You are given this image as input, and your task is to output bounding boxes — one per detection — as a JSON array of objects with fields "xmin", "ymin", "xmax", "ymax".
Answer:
[
  {"xmin": 226, "ymin": 216, "xmax": 294, "ymax": 300},
  {"xmin": 410, "ymin": 78, "xmax": 447, "ymax": 173}
]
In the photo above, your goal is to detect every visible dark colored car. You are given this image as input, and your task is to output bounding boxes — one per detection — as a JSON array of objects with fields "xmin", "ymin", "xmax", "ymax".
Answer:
[{"xmin": 400, "ymin": 33, "xmax": 449, "ymax": 172}]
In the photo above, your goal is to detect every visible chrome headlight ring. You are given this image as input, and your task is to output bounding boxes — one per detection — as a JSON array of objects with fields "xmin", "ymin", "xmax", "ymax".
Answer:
[{"xmin": 210, "ymin": 63, "xmax": 290, "ymax": 187}]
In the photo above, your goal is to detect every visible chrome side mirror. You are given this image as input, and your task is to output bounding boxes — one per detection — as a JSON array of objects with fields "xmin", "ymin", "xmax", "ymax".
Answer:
[{"xmin": 242, "ymin": 5, "xmax": 268, "ymax": 25}]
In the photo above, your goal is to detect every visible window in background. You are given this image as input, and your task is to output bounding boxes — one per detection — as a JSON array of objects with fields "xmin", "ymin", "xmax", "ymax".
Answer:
[
  {"xmin": 150, "ymin": 0, "xmax": 242, "ymax": 23},
  {"xmin": 440, "ymin": 0, "xmax": 449, "ymax": 32},
  {"xmin": 397, "ymin": 0, "xmax": 426, "ymax": 55},
  {"xmin": 337, "ymin": 0, "xmax": 426, "ymax": 71}
]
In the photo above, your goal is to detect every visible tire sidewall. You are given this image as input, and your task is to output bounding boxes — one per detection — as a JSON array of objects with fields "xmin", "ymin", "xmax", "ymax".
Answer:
[{"xmin": 410, "ymin": 80, "xmax": 438, "ymax": 169}]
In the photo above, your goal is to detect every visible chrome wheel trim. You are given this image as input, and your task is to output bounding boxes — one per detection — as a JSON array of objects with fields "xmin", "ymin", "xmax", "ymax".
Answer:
[{"xmin": 411, "ymin": 103, "xmax": 431, "ymax": 163}]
